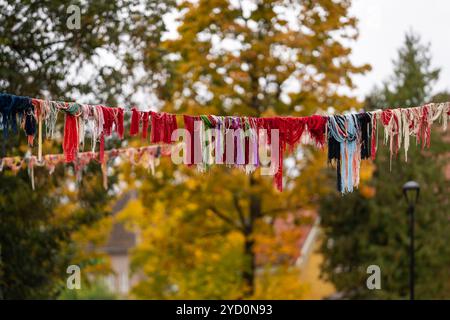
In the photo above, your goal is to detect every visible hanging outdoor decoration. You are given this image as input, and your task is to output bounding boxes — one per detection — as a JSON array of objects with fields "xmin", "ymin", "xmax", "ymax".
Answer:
[
  {"xmin": 0, "ymin": 92, "xmax": 449, "ymax": 194},
  {"xmin": 0, "ymin": 144, "xmax": 170, "ymax": 190}
]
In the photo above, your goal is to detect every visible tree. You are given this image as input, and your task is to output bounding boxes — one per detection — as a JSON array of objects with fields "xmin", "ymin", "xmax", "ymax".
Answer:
[
  {"xmin": 0, "ymin": 166, "xmax": 112, "ymax": 299},
  {"xmin": 0, "ymin": 0, "xmax": 173, "ymax": 298},
  {"xmin": 0, "ymin": 0, "xmax": 173, "ymax": 103},
  {"xmin": 319, "ymin": 31, "xmax": 450, "ymax": 299},
  {"xmin": 383, "ymin": 31, "xmax": 440, "ymax": 108},
  {"xmin": 59, "ymin": 280, "xmax": 118, "ymax": 300},
  {"xmin": 127, "ymin": 0, "xmax": 369, "ymax": 298}
]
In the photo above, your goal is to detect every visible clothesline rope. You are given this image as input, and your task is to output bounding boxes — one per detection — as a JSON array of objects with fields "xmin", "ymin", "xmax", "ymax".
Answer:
[
  {"xmin": 0, "ymin": 144, "xmax": 171, "ymax": 190},
  {"xmin": 1, "ymin": 92, "xmax": 449, "ymax": 193}
]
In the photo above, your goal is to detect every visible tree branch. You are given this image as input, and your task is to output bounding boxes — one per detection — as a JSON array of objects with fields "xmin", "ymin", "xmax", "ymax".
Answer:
[
  {"xmin": 232, "ymin": 193, "xmax": 247, "ymax": 229},
  {"xmin": 198, "ymin": 228, "xmax": 232, "ymax": 238},
  {"xmin": 208, "ymin": 205, "xmax": 244, "ymax": 232}
]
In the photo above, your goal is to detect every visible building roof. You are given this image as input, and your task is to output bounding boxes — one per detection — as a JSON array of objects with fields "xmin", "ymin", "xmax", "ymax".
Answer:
[{"xmin": 102, "ymin": 191, "xmax": 137, "ymax": 255}]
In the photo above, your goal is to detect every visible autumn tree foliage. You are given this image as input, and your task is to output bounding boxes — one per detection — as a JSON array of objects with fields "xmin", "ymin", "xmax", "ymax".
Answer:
[
  {"xmin": 0, "ymin": 0, "xmax": 172, "ymax": 298},
  {"xmin": 124, "ymin": 0, "xmax": 369, "ymax": 298}
]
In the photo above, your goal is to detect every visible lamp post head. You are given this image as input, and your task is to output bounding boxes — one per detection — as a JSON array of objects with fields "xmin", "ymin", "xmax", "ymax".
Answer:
[{"xmin": 403, "ymin": 181, "xmax": 420, "ymax": 206}]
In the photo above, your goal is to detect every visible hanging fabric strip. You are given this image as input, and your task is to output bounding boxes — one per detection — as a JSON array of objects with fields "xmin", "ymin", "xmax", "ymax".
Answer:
[
  {"xmin": 150, "ymin": 111, "xmax": 178, "ymax": 144},
  {"xmin": 0, "ymin": 94, "xmax": 34, "ymax": 138},
  {"xmin": 23, "ymin": 108, "xmax": 36, "ymax": 146},
  {"xmin": 101, "ymin": 106, "xmax": 124, "ymax": 138},
  {"xmin": 116, "ymin": 108, "xmax": 124, "ymax": 139},
  {"xmin": 370, "ymin": 111, "xmax": 380, "ymax": 160},
  {"xmin": 235, "ymin": 117, "xmax": 245, "ymax": 166},
  {"xmin": 37, "ymin": 104, "xmax": 43, "ymax": 162},
  {"xmin": 93, "ymin": 105, "xmax": 104, "ymax": 153},
  {"xmin": 142, "ymin": 111, "xmax": 150, "ymax": 139},
  {"xmin": 129, "ymin": 107, "xmax": 140, "ymax": 136},
  {"xmin": 78, "ymin": 107, "xmax": 86, "ymax": 151},
  {"xmin": 356, "ymin": 113, "xmax": 372, "ymax": 160},
  {"xmin": 418, "ymin": 104, "xmax": 431, "ymax": 149},
  {"xmin": 257, "ymin": 117, "xmax": 285, "ymax": 191},
  {"xmin": 199, "ymin": 115, "xmax": 216, "ymax": 170},
  {"xmin": 0, "ymin": 144, "xmax": 170, "ymax": 189},
  {"xmin": 306, "ymin": 115, "xmax": 327, "ymax": 147},
  {"xmin": 381, "ymin": 109, "xmax": 400, "ymax": 169},
  {"xmin": 183, "ymin": 115, "xmax": 196, "ymax": 165},
  {"xmin": 327, "ymin": 131, "xmax": 342, "ymax": 192},
  {"xmin": 327, "ymin": 114, "xmax": 361, "ymax": 193},
  {"xmin": 96, "ymin": 106, "xmax": 125, "ymax": 164},
  {"xmin": 285, "ymin": 117, "xmax": 307, "ymax": 151},
  {"xmin": 247, "ymin": 117, "xmax": 258, "ymax": 170},
  {"xmin": 214, "ymin": 116, "xmax": 225, "ymax": 165},
  {"xmin": 63, "ymin": 113, "xmax": 79, "ymax": 163},
  {"xmin": 183, "ymin": 115, "xmax": 203, "ymax": 166}
]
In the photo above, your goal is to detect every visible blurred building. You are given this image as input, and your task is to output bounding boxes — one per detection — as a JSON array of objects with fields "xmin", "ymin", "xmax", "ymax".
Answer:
[
  {"xmin": 101, "ymin": 192, "xmax": 142, "ymax": 297},
  {"xmin": 255, "ymin": 209, "xmax": 335, "ymax": 299},
  {"xmin": 101, "ymin": 195, "xmax": 335, "ymax": 299}
]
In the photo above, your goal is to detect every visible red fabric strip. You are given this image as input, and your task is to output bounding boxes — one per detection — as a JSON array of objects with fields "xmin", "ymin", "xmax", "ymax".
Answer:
[
  {"xmin": 151, "ymin": 111, "xmax": 178, "ymax": 144},
  {"xmin": 142, "ymin": 111, "xmax": 150, "ymax": 139},
  {"xmin": 99, "ymin": 134, "xmax": 105, "ymax": 163},
  {"xmin": 285, "ymin": 117, "xmax": 306, "ymax": 151},
  {"xmin": 183, "ymin": 115, "xmax": 197, "ymax": 165},
  {"xmin": 306, "ymin": 115, "xmax": 327, "ymax": 147},
  {"xmin": 419, "ymin": 106, "xmax": 431, "ymax": 149},
  {"xmin": 130, "ymin": 108, "xmax": 140, "ymax": 136},
  {"xmin": 381, "ymin": 109, "xmax": 392, "ymax": 126},
  {"xmin": 63, "ymin": 114, "xmax": 78, "ymax": 163},
  {"xmin": 116, "ymin": 108, "xmax": 124, "ymax": 139},
  {"xmin": 99, "ymin": 106, "xmax": 124, "ymax": 163}
]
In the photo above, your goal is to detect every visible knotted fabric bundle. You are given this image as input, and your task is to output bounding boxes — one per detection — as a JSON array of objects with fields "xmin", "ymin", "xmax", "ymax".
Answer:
[
  {"xmin": 0, "ymin": 94, "xmax": 36, "ymax": 152},
  {"xmin": 0, "ymin": 94, "xmax": 32, "ymax": 137},
  {"xmin": 327, "ymin": 114, "xmax": 361, "ymax": 193}
]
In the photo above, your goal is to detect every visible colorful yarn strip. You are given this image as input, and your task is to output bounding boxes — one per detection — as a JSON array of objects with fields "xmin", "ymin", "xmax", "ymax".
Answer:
[{"xmin": 327, "ymin": 114, "xmax": 361, "ymax": 193}]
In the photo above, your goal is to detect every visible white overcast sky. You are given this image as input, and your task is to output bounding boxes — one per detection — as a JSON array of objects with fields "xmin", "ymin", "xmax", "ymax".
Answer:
[
  {"xmin": 124, "ymin": 0, "xmax": 450, "ymax": 106},
  {"xmin": 350, "ymin": 0, "xmax": 450, "ymax": 98}
]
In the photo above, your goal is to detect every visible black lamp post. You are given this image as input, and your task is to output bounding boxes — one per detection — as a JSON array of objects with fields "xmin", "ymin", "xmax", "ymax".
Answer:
[{"xmin": 402, "ymin": 181, "xmax": 420, "ymax": 300}]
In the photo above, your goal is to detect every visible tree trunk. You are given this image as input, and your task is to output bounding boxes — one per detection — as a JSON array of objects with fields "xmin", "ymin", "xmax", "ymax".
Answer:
[
  {"xmin": 243, "ymin": 236, "xmax": 255, "ymax": 297},
  {"xmin": 242, "ymin": 174, "xmax": 261, "ymax": 297}
]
